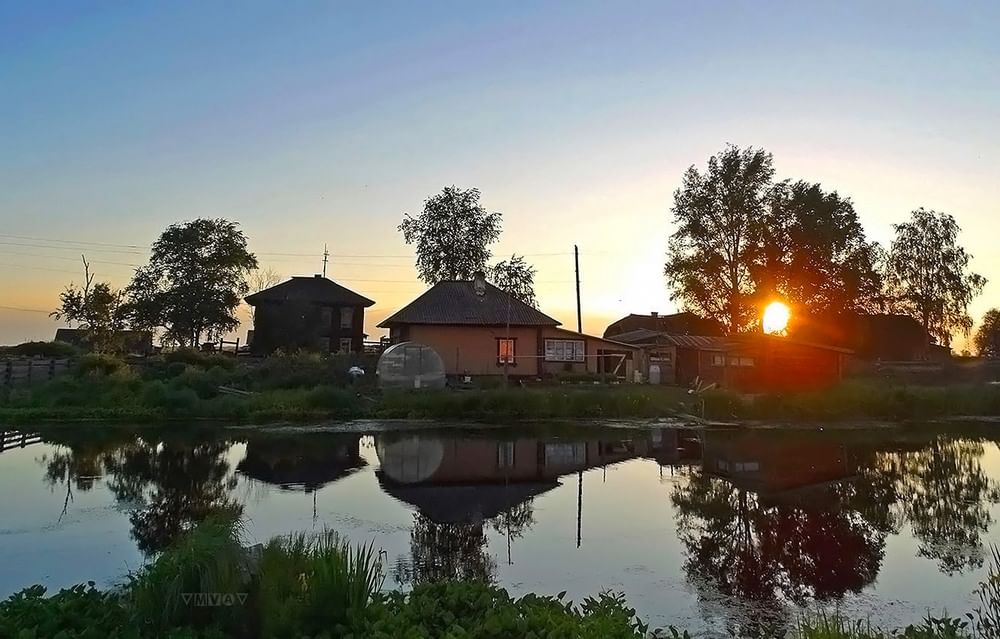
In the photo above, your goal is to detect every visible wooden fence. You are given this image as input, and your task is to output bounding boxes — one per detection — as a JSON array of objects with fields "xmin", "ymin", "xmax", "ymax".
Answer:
[
  {"xmin": 0, "ymin": 431, "xmax": 42, "ymax": 454},
  {"xmin": 1, "ymin": 358, "xmax": 72, "ymax": 387}
]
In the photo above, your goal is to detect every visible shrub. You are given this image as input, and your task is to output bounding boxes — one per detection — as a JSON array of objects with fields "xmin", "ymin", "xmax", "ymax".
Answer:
[
  {"xmin": 0, "ymin": 340, "xmax": 81, "ymax": 359},
  {"xmin": 0, "ymin": 583, "xmax": 133, "ymax": 639},
  {"xmin": 77, "ymin": 354, "xmax": 128, "ymax": 377}
]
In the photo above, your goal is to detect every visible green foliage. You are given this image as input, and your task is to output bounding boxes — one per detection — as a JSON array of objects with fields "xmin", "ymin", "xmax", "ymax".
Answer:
[
  {"xmin": 798, "ymin": 614, "xmax": 973, "ymax": 638},
  {"xmin": 163, "ymin": 349, "xmax": 237, "ymax": 371},
  {"xmin": 362, "ymin": 582, "xmax": 650, "ymax": 639},
  {"xmin": 256, "ymin": 531, "xmax": 384, "ymax": 638},
  {"xmin": 886, "ymin": 209, "xmax": 986, "ymax": 345},
  {"xmin": 122, "ymin": 218, "xmax": 258, "ymax": 348},
  {"xmin": 0, "ymin": 340, "xmax": 81, "ymax": 358},
  {"xmin": 972, "ymin": 545, "xmax": 1000, "ymax": 637},
  {"xmin": 76, "ymin": 354, "xmax": 128, "ymax": 377},
  {"xmin": 127, "ymin": 512, "xmax": 248, "ymax": 635},
  {"xmin": 0, "ymin": 583, "xmax": 134, "ymax": 639},
  {"xmin": 51, "ymin": 257, "xmax": 129, "ymax": 354},
  {"xmin": 400, "ymin": 185, "xmax": 503, "ymax": 284}
]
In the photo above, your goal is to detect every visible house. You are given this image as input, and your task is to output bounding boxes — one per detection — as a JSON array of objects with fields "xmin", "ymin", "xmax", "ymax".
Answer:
[
  {"xmin": 608, "ymin": 330, "xmax": 727, "ymax": 385},
  {"xmin": 236, "ymin": 434, "xmax": 366, "ymax": 493},
  {"xmin": 378, "ymin": 273, "xmax": 638, "ymax": 380},
  {"xmin": 608, "ymin": 326, "xmax": 850, "ymax": 391},
  {"xmin": 244, "ymin": 275, "xmax": 374, "ymax": 355},
  {"xmin": 603, "ymin": 311, "xmax": 723, "ymax": 340},
  {"xmin": 53, "ymin": 328, "xmax": 154, "ymax": 355},
  {"xmin": 789, "ymin": 313, "xmax": 933, "ymax": 361}
]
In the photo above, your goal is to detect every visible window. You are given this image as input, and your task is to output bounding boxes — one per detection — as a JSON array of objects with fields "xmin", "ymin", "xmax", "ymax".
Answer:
[
  {"xmin": 339, "ymin": 338, "xmax": 353, "ymax": 353},
  {"xmin": 711, "ymin": 355, "xmax": 725, "ymax": 367},
  {"xmin": 320, "ymin": 307, "xmax": 333, "ymax": 325},
  {"xmin": 544, "ymin": 338, "xmax": 585, "ymax": 362},
  {"xmin": 497, "ymin": 442, "xmax": 515, "ymax": 469},
  {"xmin": 738, "ymin": 357, "xmax": 755, "ymax": 367},
  {"xmin": 497, "ymin": 338, "xmax": 516, "ymax": 364},
  {"xmin": 728, "ymin": 356, "xmax": 740, "ymax": 367},
  {"xmin": 340, "ymin": 307, "xmax": 354, "ymax": 329}
]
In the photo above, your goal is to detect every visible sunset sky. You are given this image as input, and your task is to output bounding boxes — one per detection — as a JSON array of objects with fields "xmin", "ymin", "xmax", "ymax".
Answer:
[{"xmin": 2, "ymin": 1, "xmax": 998, "ymax": 348}]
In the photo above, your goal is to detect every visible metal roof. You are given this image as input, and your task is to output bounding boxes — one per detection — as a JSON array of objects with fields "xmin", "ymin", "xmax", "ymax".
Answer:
[{"xmin": 378, "ymin": 281, "xmax": 560, "ymax": 328}]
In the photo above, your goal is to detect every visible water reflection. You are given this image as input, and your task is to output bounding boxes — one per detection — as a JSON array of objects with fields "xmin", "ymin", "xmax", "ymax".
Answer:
[{"xmin": 15, "ymin": 424, "xmax": 1000, "ymax": 633}]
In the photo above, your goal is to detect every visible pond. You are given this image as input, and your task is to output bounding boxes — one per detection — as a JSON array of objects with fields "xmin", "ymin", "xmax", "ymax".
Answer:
[{"xmin": 1, "ymin": 424, "xmax": 999, "ymax": 636}]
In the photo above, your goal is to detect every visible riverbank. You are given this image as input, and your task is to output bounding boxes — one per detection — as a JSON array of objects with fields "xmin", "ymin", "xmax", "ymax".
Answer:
[
  {"xmin": 4, "ymin": 514, "xmax": 998, "ymax": 639},
  {"xmin": 3, "ymin": 353, "xmax": 1000, "ymax": 425}
]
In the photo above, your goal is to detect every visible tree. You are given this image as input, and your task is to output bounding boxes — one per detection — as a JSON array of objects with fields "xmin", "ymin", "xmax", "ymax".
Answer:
[
  {"xmin": 122, "ymin": 219, "xmax": 258, "ymax": 347},
  {"xmin": 886, "ymin": 209, "xmax": 985, "ymax": 346},
  {"xmin": 489, "ymin": 254, "xmax": 537, "ymax": 307},
  {"xmin": 246, "ymin": 266, "xmax": 282, "ymax": 322},
  {"xmin": 665, "ymin": 146, "xmax": 774, "ymax": 334},
  {"xmin": 759, "ymin": 181, "xmax": 884, "ymax": 321},
  {"xmin": 51, "ymin": 256, "xmax": 127, "ymax": 352},
  {"xmin": 975, "ymin": 309, "xmax": 1000, "ymax": 358},
  {"xmin": 400, "ymin": 186, "xmax": 503, "ymax": 285}
]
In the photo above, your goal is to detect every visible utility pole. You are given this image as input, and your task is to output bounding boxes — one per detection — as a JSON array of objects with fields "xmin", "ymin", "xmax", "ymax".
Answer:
[
  {"xmin": 574, "ymin": 245, "xmax": 582, "ymax": 333},
  {"xmin": 322, "ymin": 244, "xmax": 329, "ymax": 278}
]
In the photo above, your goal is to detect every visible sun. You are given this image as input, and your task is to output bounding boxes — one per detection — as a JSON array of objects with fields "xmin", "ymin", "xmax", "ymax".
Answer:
[{"xmin": 762, "ymin": 301, "xmax": 790, "ymax": 335}]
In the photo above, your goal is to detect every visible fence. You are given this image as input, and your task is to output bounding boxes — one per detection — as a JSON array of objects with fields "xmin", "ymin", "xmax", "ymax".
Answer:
[
  {"xmin": 2, "ymin": 358, "xmax": 72, "ymax": 387},
  {"xmin": 0, "ymin": 431, "xmax": 42, "ymax": 454}
]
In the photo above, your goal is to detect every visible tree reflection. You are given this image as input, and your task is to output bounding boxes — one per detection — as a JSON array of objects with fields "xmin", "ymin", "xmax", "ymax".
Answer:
[
  {"xmin": 39, "ymin": 432, "xmax": 241, "ymax": 555},
  {"xmin": 393, "ymin": 499, "xmax": 537, "ymax": 587},
  {"xmin": 672, "ymin": 474, "xmax": 886, "ymax": 634},
  {"xmin": 870, "ymin": 438, "xmax": 1000, "ymax": 574}
]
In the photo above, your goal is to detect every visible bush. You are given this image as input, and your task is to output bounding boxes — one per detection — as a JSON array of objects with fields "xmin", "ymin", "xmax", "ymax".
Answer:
[
  {"xmin": 361, "ymin": 582, "xmax": 651, "ymax": 639},
  {"xmin": 77, "ymin": 354, "xmax": 128, "ymax": 377},
  {"xmin": 0, "ymin": 340, "xmax": 81, "ymax": 359},
  {"xmin": 0, "ymin": 583, "xmax": 133, "ymax": 639},
  {"xmin": 164, "ymin": 349, "xmax": 237, "ymax": 371}
]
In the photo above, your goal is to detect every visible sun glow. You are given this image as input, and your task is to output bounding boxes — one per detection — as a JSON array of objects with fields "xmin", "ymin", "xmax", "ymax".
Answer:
[{"xmin": 762, "ymin": 301, "xmax": 791, "ymax": 335}]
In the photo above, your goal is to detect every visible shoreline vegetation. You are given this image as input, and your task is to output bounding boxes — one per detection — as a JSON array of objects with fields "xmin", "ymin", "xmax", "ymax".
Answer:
[
  {"xmin": 3, "ymin": 350, "xmax": 1000, "ymax": 426},
  {"xmin": 3, "ymin": 514, "xmax": 999, "ymax": 639}
]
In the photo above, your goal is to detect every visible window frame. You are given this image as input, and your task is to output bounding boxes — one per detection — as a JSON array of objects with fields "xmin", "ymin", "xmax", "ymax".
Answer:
[
  {"xmin": 339, "ymin": 337, "xmax": 353, "ymax": 354},
  {"xmin": 544, "ymin": 338, "xmax": 586, "ymax": 363},
  {"xmin": 339, "ymin": 307, "xmax": 354, "ymax": 330},
  {"xmin": 496, "ymin": 337, "xmax": 517, "ymax": 366}
]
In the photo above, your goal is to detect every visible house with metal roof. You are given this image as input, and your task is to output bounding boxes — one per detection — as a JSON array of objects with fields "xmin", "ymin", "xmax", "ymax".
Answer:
[
  {"xmin": 245, "ymin": 275, "xmax": 375, "ymax": 355},
  {"xmin": 378, "ymin": 272, "xmax": 638, "ymax": 380}
]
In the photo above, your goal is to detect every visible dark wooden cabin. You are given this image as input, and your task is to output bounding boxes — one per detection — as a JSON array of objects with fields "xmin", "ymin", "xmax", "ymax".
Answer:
[{"xmin": 245, "ymin": 275, "xmax": 374, "ymax": 355}]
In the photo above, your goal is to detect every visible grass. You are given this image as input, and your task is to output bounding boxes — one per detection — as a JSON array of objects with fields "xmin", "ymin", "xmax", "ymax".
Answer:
[{"xmin": 3, "ymin": 351, "xmax": 1000, "ymax": 424}]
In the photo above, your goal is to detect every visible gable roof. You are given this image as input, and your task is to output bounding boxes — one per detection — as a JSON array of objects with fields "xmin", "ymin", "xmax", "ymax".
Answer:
[
  {"xmin": 378, "ymin": 280, "xmax": 560, "ymax": 328},
  {"xmin": 245, "ymin": 276, "xmax": 375, "ymax": 307},
  {"xmin": 609, "ymin": 329, "xmax": 727, "ymax": 350}
]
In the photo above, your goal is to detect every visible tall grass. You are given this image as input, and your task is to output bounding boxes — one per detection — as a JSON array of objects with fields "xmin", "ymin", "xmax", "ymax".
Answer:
[
  {"xmin": 974, "ymin": 545, "xmax": 1000, "ymax": 638},
  {"xmin": 255, "ymin": 530, "xmax": 384, "ymax": 637},
  {"xmin": 127, "ymin": 511, "xmax": 248, "ymax": 634}
]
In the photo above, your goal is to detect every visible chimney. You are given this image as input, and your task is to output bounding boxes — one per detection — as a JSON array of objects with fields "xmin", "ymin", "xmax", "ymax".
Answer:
[
  {"xmin": 650, "ymin": 311, "xmax": 658, "ymax": 318},
  {"xmin": 472, "ymin": 270, "xmax": 487, "ymax": 297}
]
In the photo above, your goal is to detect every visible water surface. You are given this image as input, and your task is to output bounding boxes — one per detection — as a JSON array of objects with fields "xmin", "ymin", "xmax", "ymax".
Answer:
[{"xmin": 1, "ymin": 424, "xmax": 999, "ymax": 637}]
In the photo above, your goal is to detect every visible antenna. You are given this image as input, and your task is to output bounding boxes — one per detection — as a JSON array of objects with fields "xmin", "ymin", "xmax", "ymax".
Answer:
[{"xmin": 322, "ymin": 244, "xmax": 329, "ymax": 278}]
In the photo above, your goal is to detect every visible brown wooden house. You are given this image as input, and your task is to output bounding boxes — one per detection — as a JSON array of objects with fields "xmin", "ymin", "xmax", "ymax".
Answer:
[
  {"xmin": 245, "ymin": 275, "xmax": 374, "ymax": 355},
  {"xmin": 603, "ymin": 311, "xmax": 723, "ymax": 339},
  {"xmin": 378, "ymin": 273, "xmax": 637, "ymax": 380}
]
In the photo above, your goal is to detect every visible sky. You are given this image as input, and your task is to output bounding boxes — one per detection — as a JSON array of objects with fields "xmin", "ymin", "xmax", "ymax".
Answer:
[{"xmin": 1, "ymin": 1, "xmax": 998, "ymax": 348}]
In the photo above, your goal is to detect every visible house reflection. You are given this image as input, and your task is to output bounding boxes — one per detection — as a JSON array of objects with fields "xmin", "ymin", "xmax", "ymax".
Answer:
[
  {"xmin": 374, "ymin": 429, "xmax": 701, "ymax": 586},
  {"xmin": 236, "ymin": 434, "xmax": 366, "ymax": 492}
]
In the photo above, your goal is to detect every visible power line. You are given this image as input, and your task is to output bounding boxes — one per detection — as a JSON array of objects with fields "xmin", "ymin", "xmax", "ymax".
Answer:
[
  {"xmin": 0, "ymin": 233, "xmax": 149, "ymax": 250},
  {"xmin": 0, "ymin": 240, "xmax": 147, "ymax": 256},
  {"xmin": 0, "ymin": 304, "xmax": 51, "ymax": 314},
  {"xmin": 0, "ymin": 251, "xmax": 141, "ymax": 268}
]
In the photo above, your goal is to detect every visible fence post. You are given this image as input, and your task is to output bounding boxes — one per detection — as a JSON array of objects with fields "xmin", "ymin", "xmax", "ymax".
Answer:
[
  {"xmin": 49, "ymin": 358, "xmax": 56, "ymax": 380},
  {"xmin": 27, "ymin": 359, "xmax": 32, "ymax": 383},
  {"xmin": 3, "ymin": 361, "xmax": 10, "ymax": 387}
]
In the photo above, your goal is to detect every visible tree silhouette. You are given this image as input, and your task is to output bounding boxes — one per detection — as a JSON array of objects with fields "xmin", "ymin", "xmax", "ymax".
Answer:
[
  {"xmin": 886, "ymin": 209, "xmax": 986, "ymax": 346},
  {"xmin": 665, "ymin": 145, "xmax": 774, "ymax": 334},
  {"xmin": 393, "ymin": 514, "xmax": 497, "ymax": 586},
  {"xmin": 489, "ymin": 254, "xmax": 538, "ymax": 308},
  {"xmin": 399, "ymin": 186, "xmax": 503, "ymax": 285}
]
